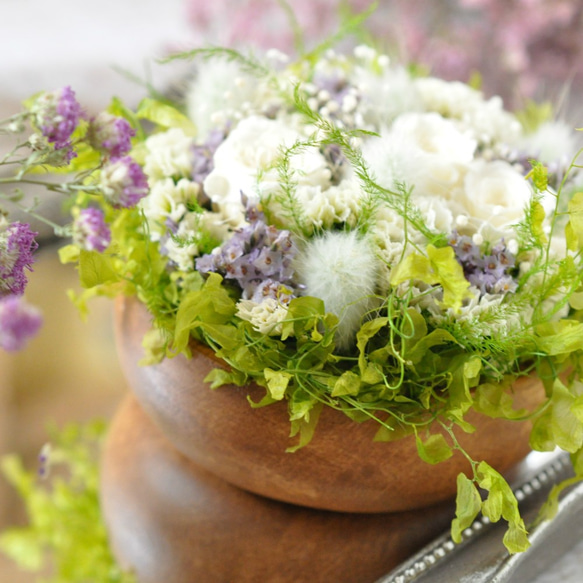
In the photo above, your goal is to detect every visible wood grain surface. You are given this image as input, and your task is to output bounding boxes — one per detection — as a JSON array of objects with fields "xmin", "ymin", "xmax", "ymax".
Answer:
[{"xmin": 101, "ymin": 395, "xmax": 456, "ymax": 583}]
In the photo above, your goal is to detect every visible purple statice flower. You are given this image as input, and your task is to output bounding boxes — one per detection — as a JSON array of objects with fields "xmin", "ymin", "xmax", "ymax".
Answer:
[
  {"xmin": 72, "ymin": 208, "xmax": 111, "ymax": 252},
  {"xmin": 0, "ymin": 222, "xmax": 38, "ymax": 297},
  {"xmin": 196, "ymin": 204, "xmax": 298, "ymax": 303},
  {"xmin": 449, "ymin": 231, "xmax": 518, "ymax": 296},
  {"xmin": 89, "ymin": 112, "xmax": 135, "ymax": 158},
  {"xmin": 0, "ymin": 295, "xmax": 42, "ymax": 351},
  {"xmin": 191, "ymin": 128, "xmax": 226, "ymax": 202},
  {"xmin": 32, "ymin": 86, "xmax": 82, "ymax": 154},
  {"xmin": 100, "ymin": 156, "xmax": 149, "ymax": 208}
]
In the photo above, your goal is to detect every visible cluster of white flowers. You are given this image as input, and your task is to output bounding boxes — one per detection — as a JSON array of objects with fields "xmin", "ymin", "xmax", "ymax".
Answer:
[{"xmin": 137, "ymin": 43, "xmax": 580, "ymax": 344}]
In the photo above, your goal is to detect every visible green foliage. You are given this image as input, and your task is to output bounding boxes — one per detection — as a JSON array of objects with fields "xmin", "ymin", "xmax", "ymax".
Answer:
[
  {"xmin": 515, "ymin": 100, "xmax": 553, "ymax": 133},
  {"xmin": 43, "ymin": 27, "xmax": 583, "ymax": 557},
  {"xmin": 390, "ymin": 245, "xmax": 471, "ymax": 311},
  {"xmin": 0, "ymin": 422, "xmax": 136, "ymax": 583},
  {"xmin": 136, "ymin": 98, "xmax": 196, "ymax": 135}
]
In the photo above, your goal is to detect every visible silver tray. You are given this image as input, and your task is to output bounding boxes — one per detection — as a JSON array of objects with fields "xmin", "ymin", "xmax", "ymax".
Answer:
[{"xmin": 377, "ymin": 451, "xmax": 583, "ymax": 583}]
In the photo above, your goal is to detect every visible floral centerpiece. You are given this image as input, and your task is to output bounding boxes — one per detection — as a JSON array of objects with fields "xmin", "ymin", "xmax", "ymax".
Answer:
[{"xmin": 2, "ymin": 18, "xmax": 583, "ymax": 557}]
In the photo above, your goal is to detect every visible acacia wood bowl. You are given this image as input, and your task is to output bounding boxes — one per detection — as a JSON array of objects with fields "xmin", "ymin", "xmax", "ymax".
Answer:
[
  {"xmin": 100, "ymin": 395, "xmax": 456, "ymax": 583},
  {"xmin": 114, "ymin": 296, "xmax": 544, "ymax": 513}
]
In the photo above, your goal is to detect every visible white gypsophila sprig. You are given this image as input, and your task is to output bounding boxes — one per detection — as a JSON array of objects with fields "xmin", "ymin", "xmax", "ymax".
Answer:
[
  {"xmin": 294, "ymin": 230, "xmax": 379, "ymax": 351},
  {"xmin": 352, "ymin": 62, "xmax": 424, "ymax": 129},
  {"xmin": 268, "ymin": 178, "xmax": 362, "ymax": 233},
  {"xmin": 236, "ymin": 298, "xmax": 290, "ymax": 336}
]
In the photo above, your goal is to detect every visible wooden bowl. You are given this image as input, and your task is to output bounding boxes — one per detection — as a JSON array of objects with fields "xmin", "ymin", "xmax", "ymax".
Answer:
[
  {"xmin": 114, "ymin": 296, "xmax": 544, "ymax": 513},
  {"xmin": 100, "ymin": 395, "xmax": 456, "ymax": 583}
]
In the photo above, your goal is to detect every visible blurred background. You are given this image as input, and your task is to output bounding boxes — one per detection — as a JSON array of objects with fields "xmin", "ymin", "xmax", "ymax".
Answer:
[{"xmin": 1, "ymin": 0, "xmax": 583, "ymax": 581}]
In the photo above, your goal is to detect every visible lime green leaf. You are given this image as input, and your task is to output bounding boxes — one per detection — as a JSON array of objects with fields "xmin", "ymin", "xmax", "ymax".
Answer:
[
  {"xmin": 389, "ymin": 253, "xmax": 433, "ymax": 286},
  {"xmin": 200, "ymin": 323, "xmax": 241, "ymax": 350},
  {"xmin": 78, "ymin": 250, "xmax": 117, "ymax": 288},
  {"xmin": 516, "ymin": 100, "xmax": 553, "ymax": 132},
  {"xmin": 569, "ymin": 292, "xmax": 583, "ymax": 310},
  {"xmin": 139, "ymin": 327, "xmax": 168, "ymax": 365},
  {"xmin": 331, "ymin": 370, "xmax": 362, "ymax": 397},
  {"xmin": 529, "ymin": 407, "xmax": 556, "ymax": 451},
  {"xmin": 264, "ymin": 368, "xmax": 292, "ymax": 400},
  {"xmin": 390, "ymin": 245, "xmax": 471, "ymax": 311},
  {"xmin": 451, "ymin": 473, "xmax": 482, "ymax": 543},
  {"xmin": 361, "ymin": 362, "xmax": 384, "ymax": 385},
  {"xmin": 136, "ymin": 98, "xmax": 196, "ymax": 135},
  {"xmin": 356, "ymin": 317, "xmax": 388, "ymax": 375},
  {"xmin": 536, "ymin": 320, "xmax": 583, "ymax": 356},
  {"xmin": 415, "ymin": 432, "xmax": 453, "ymax": 465},
  {"xmin": 528, "ymin": 162, "xmax": 548, "ymax": 192},
  {"xmin": 173, "ymin": 273, "xmax": 237, "ymax": 352},
  {"xmin": 287, "ymin": 402, "xmax": 323, "ymax": 452},
  {"xmin": 107, "ymin": 96, "xmax": 145, "ymax": 140},
  {"xmin": 204, "ymin": 367, "xmax": 247, "ymax": 389},
  {"xmin": 0, "ymin": 529, "xmax": 44, "ymax": 570},
  {"xmin": 426, "ymin": 245, "xmax": 471, "ymax": 311},
  {"xmin": 503, "ymin": 521, "xmax": 531, "ymax": 554},
  {"xmin": 566, "ymin": 192, "xmax": 583, "ymax": 249},
  {"xmin": 473, "ymin": 379, "xmax": 529, "ymax": 419},
  {"xmin": 572, "ymin": 447, "xmax": 583, "ymax": 476},
  {"xmin": 58, "ymin": 244, "xmax": 80, "ymax": 264},
  {"xmin": 477, "ymin": 461, "xmax": 530, "ymax": 553},
  {"xmin": 286, "ymin": 296, "xmax": 326, "ymax": 337},
  {"xmin": 448, "ymin": 357, "xmax": 480, "ymax": 420},
  {"xmin": 537, "ymin": 380, "xmax": 583, "ymax": 452},
  {"xmin": 373, "ymin": 418, "xmax": 414, "ymax": 442},
  {"xmin": 536, "ymin": 476, "xmax": 582, "ymax": 525},
  {"xmin": 566, "ymin": 221, "xmax": 578, "ymax": 252},
  {"xmin": 407, "ymin": 329, "xmax": 457, "ymax": 365},
  {"xmin": 530, "ymin": 200, "xmax": 547, "ymax": 244}
]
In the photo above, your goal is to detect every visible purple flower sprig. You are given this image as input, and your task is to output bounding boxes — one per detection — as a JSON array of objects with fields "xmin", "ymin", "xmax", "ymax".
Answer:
[
  {"xmin": 449, "ymin": 232, "xmax": 518, "ymax": 296},
  {"xmin": 196, "ymin": 205, "xmax": 299, "ymax": 304},
  {"xmin": 99, "ymin": 156, "xmax": 149, "ymax": 208},
  {"xmin": 72, "ymin": 208, "xmax": 111, "ymax": 253},
  {"xmin": 31, "ymin": 86, "xmax": 82, "ymax": 159},
  {"xmin": 89, "ymin": 112, "xmax": 135, "ymax": 159},
  {"xmin": 0, "ymin": 221, "xmax": 38, "ymax": 297},
  {"xmin": 0, "ymin": 295, "xmax": 42, "ymax": 351}
]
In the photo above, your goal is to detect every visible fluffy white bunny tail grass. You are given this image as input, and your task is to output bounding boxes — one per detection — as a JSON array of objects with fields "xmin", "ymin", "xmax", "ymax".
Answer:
[{"xmin": 295, "ymin": 231, "xmax": 379, "ymax": 351}]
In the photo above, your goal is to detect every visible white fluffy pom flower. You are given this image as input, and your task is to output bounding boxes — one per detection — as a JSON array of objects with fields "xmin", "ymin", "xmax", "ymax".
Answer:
[
  {"xmin": 294, "ymin": 231, "xmax": 379, "ymax": 350},
  {"xmin": 185, "ymin": 59, "xmax": 261, "ymax": 140}
]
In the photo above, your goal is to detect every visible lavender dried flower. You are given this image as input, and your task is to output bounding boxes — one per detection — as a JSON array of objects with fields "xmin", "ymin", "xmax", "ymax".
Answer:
[
  {"xmin": 0, "ymin": 221, "xmax": 38, "ymax": 297},
  {"xmin": 0, "ymin": 295, "xmax": 43, "ymax": 351}
]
